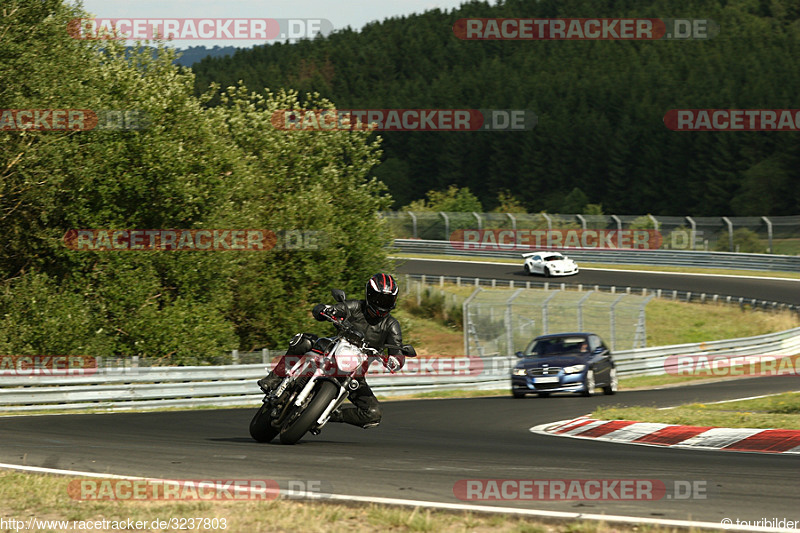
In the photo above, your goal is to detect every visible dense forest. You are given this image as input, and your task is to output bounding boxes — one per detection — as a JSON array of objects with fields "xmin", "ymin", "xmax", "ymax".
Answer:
[{"xmin": 191, "ymin": 0, "xmax": 800, "ymax": 215}]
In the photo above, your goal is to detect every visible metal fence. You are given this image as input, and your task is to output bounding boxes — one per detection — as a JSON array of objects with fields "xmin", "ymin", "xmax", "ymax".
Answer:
[
  {"xmin": 381, "ymin": 211, "xmax": 800, "ymax": 254},
  {"xmin": 463, "ymin": 287, "xmax": 651, "ymax": 357}
]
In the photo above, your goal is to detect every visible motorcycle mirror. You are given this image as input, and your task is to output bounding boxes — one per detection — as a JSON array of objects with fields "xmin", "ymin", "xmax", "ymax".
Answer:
[
  {"xmin": 331, "ymin": 289, "xmax": 346, "ymax": 302},
  {"xmin": 402, "ymin": 345, "xmax": 416, "ymax": 357}
]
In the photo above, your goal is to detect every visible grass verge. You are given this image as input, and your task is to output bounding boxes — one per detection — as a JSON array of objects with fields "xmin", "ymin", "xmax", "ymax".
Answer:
[
  {"xmin": 0, "ymin": 470, "xmax": 727, "ymax": 533},
  {"xmin": 592, "ymin": 392, "xmax": 800, "ymax": 429}
]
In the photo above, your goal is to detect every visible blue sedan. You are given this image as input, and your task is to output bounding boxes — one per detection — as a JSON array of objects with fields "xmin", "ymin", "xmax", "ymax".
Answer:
[{"xmin": 511, "ymin": 333, "xmax": 618, "ymax": 398}]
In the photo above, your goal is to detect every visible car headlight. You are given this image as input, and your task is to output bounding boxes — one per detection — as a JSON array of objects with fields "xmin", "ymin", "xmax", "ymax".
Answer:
[
  {"xmin": 512, "ymin": 368, "xmax": 527, "ymax": 376},
  {"xmin": 563, "ymin": 364, "xmax": 586, "ymax": 374}
]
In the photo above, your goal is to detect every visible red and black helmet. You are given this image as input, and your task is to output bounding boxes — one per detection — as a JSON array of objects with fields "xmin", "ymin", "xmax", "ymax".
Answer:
[{"xmin": 365, "ymin": 273, "xmax": 399, "ymax": 317}]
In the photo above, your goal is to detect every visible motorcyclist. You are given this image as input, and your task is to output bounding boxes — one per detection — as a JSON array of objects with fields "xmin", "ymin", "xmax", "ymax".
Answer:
[{"xmin": 257, "ymin": 273, "xmax": 407, "ymax": 429}]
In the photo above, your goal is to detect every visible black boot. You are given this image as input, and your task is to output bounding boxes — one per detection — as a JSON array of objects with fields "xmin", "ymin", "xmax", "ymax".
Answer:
[{"xmin": 257, "ymin": 371, "xmax": 282, "ymax": 394}]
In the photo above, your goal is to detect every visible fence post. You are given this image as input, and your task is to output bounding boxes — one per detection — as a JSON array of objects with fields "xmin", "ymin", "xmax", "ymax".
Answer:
[
  {"xmin": 439, "ymin": 212, "xmax": 450, "ymax": 241},
  {"xmin": 686, "ymin": 216, "xmax": 696, "ymax": 250},
  {"xmin": 507, "ymin": 213, "xmax": 517, "ymax": 230},
  {"xmin": 722, "ymin": 216, "xmax": 734, "ymax": 252},
  {"xmin": 635, "ymin": 295, "xmax": 655, "ymax": 348},
  {"xmin": 762, "ymin": 216, "xmax": 773, "ymax": 254},
  {"xmin": 463, "ymin": 287, "xmax": 483, "ymax": 356},
  {"xmin": 473, "ymin": 211, "xmax": 482, "ymax": 230},
  {"xmin": 542, "ymin": 291, "xmax": 560, "ymax": 335},
  {"xmin": 232, "ymin": 350, "xmax": 239, "ymax": 364},
  {"xmin": 609, "ymin": 294, "xmax": 626, "ymax": 351},
  {"xmin": 262, "ymin": 348, "xmax": 269, "ymax": 365},
  {"xmin": 407, "ymin": 211, "xmax": 418, "ymax": 239}
]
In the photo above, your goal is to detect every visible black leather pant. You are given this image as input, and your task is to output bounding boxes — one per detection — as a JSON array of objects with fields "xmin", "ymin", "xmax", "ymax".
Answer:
[{"xmin": 337, "ymin": 377, "xmax": 382, "ymax": 428}]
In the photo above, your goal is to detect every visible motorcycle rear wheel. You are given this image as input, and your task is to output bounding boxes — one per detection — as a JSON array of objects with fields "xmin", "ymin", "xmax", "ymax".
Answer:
[{"xmin": 279, "ymin": 381, "xmax": 339, "ymax": 445}]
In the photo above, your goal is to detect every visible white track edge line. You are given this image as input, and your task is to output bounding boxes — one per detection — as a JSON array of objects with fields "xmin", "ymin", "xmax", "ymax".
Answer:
[{"xmin": 0, "ymin": 463, "xmax": 790, "ymax": 533}]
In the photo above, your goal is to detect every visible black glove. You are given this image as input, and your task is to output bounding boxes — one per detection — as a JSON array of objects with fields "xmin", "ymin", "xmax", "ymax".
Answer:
[{"xmin": 312, "ymin": 304, "xmax": 330, "ymax": 321}]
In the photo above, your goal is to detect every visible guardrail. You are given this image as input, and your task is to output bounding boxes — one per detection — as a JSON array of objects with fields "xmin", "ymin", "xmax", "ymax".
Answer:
[
  {"xmin": 0, "ymin": 362, "xmax": 509, "ymax": 412},
  {"xmin": 614, "ymin": 326, "xmax": 800, "ymax": 377},
  {"xmin": 393, "ymin": 238, "xmax": 800, "ymax": 272},
  {"xmin": 2, "ymin": 326, "xmax": 798, "ymax": 411}
]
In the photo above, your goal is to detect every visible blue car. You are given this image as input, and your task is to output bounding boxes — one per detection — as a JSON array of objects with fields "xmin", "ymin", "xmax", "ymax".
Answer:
[{"xmin": 511, "ymin": 333, "xmax": 618, "ymax": 398}]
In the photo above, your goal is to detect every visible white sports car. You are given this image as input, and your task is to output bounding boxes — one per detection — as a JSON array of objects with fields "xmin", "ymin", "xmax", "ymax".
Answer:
[{"xmin": 522, "ymin": 251, "xmax": 579, "ymax": 277}]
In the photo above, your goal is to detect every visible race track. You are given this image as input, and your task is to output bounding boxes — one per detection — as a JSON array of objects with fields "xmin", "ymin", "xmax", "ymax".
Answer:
[{"xmin": 1, "ymin": 261, "xmax": 799, "ymax": 526}]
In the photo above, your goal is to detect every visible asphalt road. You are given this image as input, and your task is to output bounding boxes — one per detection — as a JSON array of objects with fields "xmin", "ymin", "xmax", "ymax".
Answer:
[
  {"xmin": 0, "ymin": 377, "xmax": 798, "ymax": 524},
  {"xmin": 394, "ymin": 258, "xmax": 800, "ymax": 305}
]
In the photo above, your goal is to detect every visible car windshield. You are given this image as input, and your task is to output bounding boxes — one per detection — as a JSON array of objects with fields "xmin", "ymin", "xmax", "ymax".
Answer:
[
  {"xmin": 525, "ymin": 337, "xmax": 589, "ymax": 357},
  {"xmin": 544, "ymin": 255, "xmax": 563, "ymax": 261}
]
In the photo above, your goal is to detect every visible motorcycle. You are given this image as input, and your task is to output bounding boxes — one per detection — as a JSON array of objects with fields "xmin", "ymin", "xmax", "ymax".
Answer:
[{"xmin": 249, "ymin": 288, "xmax": 416, "ymax": 445}]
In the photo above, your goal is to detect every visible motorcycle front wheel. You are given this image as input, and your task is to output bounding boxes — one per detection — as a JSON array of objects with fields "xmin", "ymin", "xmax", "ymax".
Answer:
[
  {"xmin": 279, "ymin": 380, "xmax": 339, "ymax": 445},
  {"xmin": 249, "ymin": 402, "xmax": 280, "ymax": 443}
]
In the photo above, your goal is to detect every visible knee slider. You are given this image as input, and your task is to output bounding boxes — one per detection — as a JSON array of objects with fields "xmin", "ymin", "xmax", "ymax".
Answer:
[{"xmin": 366, "ymin": 405, "xmax": 382, "ymax": 424}]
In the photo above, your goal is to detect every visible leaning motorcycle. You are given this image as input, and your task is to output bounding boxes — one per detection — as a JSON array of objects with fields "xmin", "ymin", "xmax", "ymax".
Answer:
[{"xmin": 249, "ymin": 289, "xmax": 415, "ymax": 445}]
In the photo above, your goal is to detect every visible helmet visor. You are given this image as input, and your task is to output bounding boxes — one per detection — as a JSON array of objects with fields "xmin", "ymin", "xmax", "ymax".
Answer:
[{"xmin": 370, "ymin": 291, "xmax": 397, "ymax": 312}]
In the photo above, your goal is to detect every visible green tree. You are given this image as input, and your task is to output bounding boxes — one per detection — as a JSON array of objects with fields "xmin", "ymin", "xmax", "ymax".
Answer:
[{"xmin": 402, "ymin": 185, "xmax": 483, "ymax": 212}]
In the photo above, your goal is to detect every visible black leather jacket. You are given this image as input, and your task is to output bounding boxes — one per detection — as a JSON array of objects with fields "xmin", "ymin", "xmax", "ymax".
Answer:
[{"xmin": 316, "ymin": 299, "xmax": 405, "ymax": 368}]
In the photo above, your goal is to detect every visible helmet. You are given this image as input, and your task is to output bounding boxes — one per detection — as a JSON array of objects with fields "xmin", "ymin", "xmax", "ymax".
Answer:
[{"xmin": 365, "ymin": 273, "xmax": 399, "ymax": 318}]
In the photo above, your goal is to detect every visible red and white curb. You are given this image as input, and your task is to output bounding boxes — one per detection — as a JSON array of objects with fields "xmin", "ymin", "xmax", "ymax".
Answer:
[{"xmin": 531, "ymin": 417, "xmax": 800, "ymax": 454}]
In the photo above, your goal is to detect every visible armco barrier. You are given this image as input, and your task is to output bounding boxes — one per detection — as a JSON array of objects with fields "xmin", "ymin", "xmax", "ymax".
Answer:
[
  {"xmin": 2, "ymin": 326, "xmax": 799, "ymax": 411},
  {"xmin": 393, "ymin": 239, "xmax": 800, "ymax": 272}
]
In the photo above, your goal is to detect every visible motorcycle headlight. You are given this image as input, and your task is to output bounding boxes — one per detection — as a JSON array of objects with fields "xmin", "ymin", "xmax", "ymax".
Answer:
[
  {"xmin": 563, "ymin": 364, "xmax": 587, "ymax": 374},
  {"xmin": 335, "ymin": 342, "xmax": 364, "ymax": 373},
  {"xmin": 512, "ymin": 368, "xmax": 527, "ymax": 376}
]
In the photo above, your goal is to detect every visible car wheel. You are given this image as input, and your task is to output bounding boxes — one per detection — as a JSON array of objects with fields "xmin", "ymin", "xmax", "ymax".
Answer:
[
  {"xmin": 524, "ymin": 263, "xmax": 531, "ymax": 275},
  {"xmin": 512, "ymin": 391, "xmax": 526, "ymax": 399},
  {"xmin": 581, "ymin": 369, "xmax": 595, "ymax": 397},
  {"xmin": 537, "ymin": 392, "xmax": 551, "ymax": 398},
  {"xmin": 603, "ymin": 367, "xmax": 618, "ymax": 395},
  {"xmin": 544, "ymin": 266, "xmax": 552, "ymax": 278}
]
